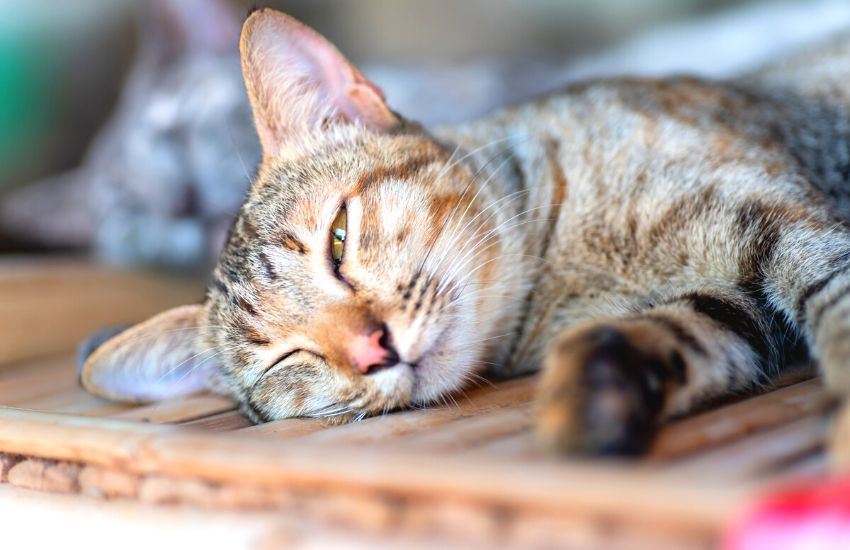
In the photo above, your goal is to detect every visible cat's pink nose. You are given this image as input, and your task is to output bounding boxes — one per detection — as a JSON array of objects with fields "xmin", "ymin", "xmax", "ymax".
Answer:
[{"xmin": 349, "ymin": 328, "xmax": 398, "ymax": 374}]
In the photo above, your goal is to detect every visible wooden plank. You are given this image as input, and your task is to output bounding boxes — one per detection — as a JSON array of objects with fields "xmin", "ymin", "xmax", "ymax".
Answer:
[
  {"xmin": 238, "ymin": 418, "xmax": 326, "ymax": 437},
  {"xmin": 0, "ymin": 259, "xmax": 201, "ymax": 366},
  {"xmin": 181, "ymin": 411, "xmax": 253, "ymax": 431},
  {"xmin": 467, "ymin": 431, "xmax": 538, "ymax": 458},
  {"xmin": 0, "ymin": 409, "xmax": 177, "ymax": 467},
  {"xmin": 667, "ymin": 415, "xmax": 827, "ymax": 479},
  {"xmin": 301, "ymin": 376, "xmax": 536, "ymax": 444},
  {"xmin": 0, "ymin": 408, "xmax": 762, "ymax": 535},
  {"xmin": 649, "ymin": 379, "xmax": 833, "ymax": 460},
  {"xmin": 116, "ymin": 394, "xmax": 236, "ymax": 424},
  {"xmin": 393, "ymin": 403, "xmax": 535, "ymax": 451},
  {"xmin": 0, "ymin": 354, "xmax": 78, "ymax": 407},
  {"xmin": 17, "ymin": 387, "xmax": 134, "ymax": 417}
]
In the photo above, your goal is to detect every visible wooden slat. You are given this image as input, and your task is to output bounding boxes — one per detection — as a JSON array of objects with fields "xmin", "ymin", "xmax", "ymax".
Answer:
[
  {"xmin": 181, "ymin": 411, "xmax": 253, "ymax": 431},
  {"xmin": 0, "ymin": 408, "xmax": 763, "ymax": 536},
  {"xmin": 238, "ymin": 418, "xmax": 326, "ymax": 437},
  {"xmin": 116, "ymin": 394, "xmax": 236, "ymax": 424},
  {"xmin": 0, "ymin": 354, "xmax": 78, "ymax": 406},
  {"xmin": 2, "ymin": 257, "xmax": 843, "ymax": 547},
  {"xmin": 15, "ymin": 386, "xmax": 132, "ymax": 416},
  {"xmin": 474, "ymin": 431, "xmax": 538, "ymax": 458},
  {"xmin": 0, "ymin": 259, "xmax": 201, "ymax": 366},
  {"xmin": 667, "ymin": 415, "xmax": 827, "ymax": 479},
  {"xmin": 393, "ymin": 403, "xmax": 534, "ymax": 451},
  {"xmin": 649, "ymin": 379, "xmax": 833, "ymax": 460},
  {"xmin": 301, "ymin": 376, "xmax": 536, "ymax": 444}
]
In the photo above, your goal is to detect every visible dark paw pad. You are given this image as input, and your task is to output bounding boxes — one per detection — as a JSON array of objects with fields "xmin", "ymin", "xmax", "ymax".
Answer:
[
  {"xmin": 538, "ymin": 327, "xmax": 667, "ymax": 457},
  {"xmin": 578, "ymin": 349, "xmax": 659, "ymax": 455}
]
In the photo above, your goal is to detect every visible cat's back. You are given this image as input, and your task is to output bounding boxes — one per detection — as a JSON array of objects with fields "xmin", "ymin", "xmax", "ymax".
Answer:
[
  {"xmin": 451, "ymin": 75, "xmax": 796, "ymax": 204},
  {"xmin": 435, "ymin": 51, "xmax": 850, "ymax": 298},
  {"xmin": 445, "ymin": 39, "xmax": 850, "ymax": 219}
]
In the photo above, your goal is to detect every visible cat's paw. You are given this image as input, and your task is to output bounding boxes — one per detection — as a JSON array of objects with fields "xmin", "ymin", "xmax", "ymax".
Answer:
[
  {"xmin": 813, "ymin": 308, "xmax": 850, "ymax": 396},
  {"xmin": 536, "ymin": 324, "xmax": 673, "ymax": 456}
]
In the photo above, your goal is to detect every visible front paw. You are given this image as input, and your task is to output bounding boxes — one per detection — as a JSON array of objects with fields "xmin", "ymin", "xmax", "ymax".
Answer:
[
  {"xmin": 536, "ymin": 325, "xmax": 670, "ymax": 456},
  {"xmin": 814, "ymin": 311, "xmax": 850, "ymax": 395}
]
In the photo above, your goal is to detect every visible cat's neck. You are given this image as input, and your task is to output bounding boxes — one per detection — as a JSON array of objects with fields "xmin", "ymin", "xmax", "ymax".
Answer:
[{"xmin": 434, "ymin": 115, "xmax": 565, "ymax": 374}]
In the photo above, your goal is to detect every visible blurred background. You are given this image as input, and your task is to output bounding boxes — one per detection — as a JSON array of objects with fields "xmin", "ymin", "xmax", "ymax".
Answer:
[{"xmin": 1, "ymin": 0, "xmax": 849, "ymax": 270}]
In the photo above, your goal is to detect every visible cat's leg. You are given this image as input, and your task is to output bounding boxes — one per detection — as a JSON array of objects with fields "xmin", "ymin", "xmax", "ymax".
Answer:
[
  {"xmin": 536, "ymin": 291, "xmax": 782, "ymax": 455},
  {"xmin": 799, "ymin": 267, "xmax": 850, "ymax": 393},
  {"xmin": 764, "ymin": 231, "xmax": 850, "ymax": 396}
]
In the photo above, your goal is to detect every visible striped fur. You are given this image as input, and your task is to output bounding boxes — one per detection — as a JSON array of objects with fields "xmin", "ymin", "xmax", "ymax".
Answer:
[{"xmin": 83, "ymin": 12, "xmax": 850, "ymax": 455}]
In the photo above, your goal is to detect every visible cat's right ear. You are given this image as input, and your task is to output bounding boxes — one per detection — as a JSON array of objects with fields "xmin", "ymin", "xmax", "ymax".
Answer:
[
  {"xmin": 79, "ymin": 304, "xmax": 219, "ymax": 404},
  {"xmin": 239, "ymin": 9, "xmax": 400, "ymax": 158}
]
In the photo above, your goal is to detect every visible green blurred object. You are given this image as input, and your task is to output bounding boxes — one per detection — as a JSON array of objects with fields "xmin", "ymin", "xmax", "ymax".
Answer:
[
  {"xmin": 0, "ymin": 31, "xmax": 54, "ymax": 176},
  {"xmin": 0, "ymin": 1, "xmax": 133, "ymax": 193}
]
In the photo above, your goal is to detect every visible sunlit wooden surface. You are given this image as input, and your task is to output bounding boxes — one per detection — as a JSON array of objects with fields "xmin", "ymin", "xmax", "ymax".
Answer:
[{"xmin": 0, "ymin": 259, "xmax": 840, "ymax": 549}]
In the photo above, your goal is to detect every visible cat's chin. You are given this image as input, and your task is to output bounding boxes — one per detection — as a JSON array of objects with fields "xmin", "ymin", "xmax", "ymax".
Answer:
[
  {"xmin": 408, "ymin": 352, "xmax": 479, "ymax": 408},
  {"xmin": 364, "ymin": 353, "xmax": 474, "ymax": 413}
]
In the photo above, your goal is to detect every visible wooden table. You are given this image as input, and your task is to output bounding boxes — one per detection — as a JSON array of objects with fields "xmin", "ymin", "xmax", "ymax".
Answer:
[{"xmin": 0, "ymin": 258, "xmax": 843, "ymax": 548}]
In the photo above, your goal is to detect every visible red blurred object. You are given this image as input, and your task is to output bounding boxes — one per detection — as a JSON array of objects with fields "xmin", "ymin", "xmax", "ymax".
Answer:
[{"xmin": 725, "ymin": 476, "xmax": 850, "ymax": 550}]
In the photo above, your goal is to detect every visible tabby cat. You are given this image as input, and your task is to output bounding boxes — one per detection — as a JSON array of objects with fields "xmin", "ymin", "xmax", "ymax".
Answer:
[{"xmin": 80, "ymin": 9, "xmax": 850, "ymax": 455}]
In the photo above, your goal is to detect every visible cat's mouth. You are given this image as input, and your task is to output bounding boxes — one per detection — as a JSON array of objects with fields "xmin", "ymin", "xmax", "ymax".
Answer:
[
  {"xmin": 416, "ymin": 321, "xmax": 453, "ymax": 363},
  {"xmin": 402, "ymin": 317, "xmax": 451, "ymax": 368}
]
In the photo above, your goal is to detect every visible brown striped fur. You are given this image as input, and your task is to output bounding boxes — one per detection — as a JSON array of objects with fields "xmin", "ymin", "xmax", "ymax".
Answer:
[{"xmin": 81, "ymin": 11, "xmax": 850, "ymax": 455}]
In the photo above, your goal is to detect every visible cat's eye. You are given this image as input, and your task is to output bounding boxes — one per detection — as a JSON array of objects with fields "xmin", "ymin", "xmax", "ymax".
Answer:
[{"xmin": 330, "ymin": 206, "xmax": 347, "ymax": 266}]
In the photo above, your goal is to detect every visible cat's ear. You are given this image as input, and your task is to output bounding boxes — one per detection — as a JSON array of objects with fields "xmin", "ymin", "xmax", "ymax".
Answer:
[
  {"xmin": 239, "ymin": 9, "xmax": 400, "ymax": 157},
  {"xmin": 79, "ymin": 304, "xmax": 218, "ymax": 403}
]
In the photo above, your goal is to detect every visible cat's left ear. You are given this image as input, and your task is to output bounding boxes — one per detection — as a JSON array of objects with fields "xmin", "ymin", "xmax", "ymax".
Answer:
[
  {"xmin": 79, "ymin": 304, "xmax": 218, "ymax": 403},
  {"xmin": 239, "ymin": 9, "xmax": 400, "ymax": 157}
]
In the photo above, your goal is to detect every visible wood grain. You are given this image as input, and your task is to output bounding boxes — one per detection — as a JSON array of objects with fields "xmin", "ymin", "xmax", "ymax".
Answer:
[
  {"xmin": 0, "ymin": 259, "xmax": 201, "ymax": 366},
  {"xmin": 392, "ymin": 402, "xmax": 535, "ymax": 451},
  {"xmin": 667, "ymin": 415, "xmax": 828, "ymax": 478},
  {"xmin": 650, "ymin": 379, "xmax": 834, "ymax": 460},
  {"xmin": 116, "ymin": 394, "xmax": 236, "ymax": 424},
  {"xmin": 0, "ymin": 354, "xmax": 78, "ymax": 406},
  {"xmin": 300, "ymin": 376, "xmax": 536, "ymax": 444},
  {"xmin": 238, "ymin": 418, "xmax": 326, "ymax": 437},
  {"xmin": 0, "ymin": 408, "xmax": 760, "ymax": 534},
  {"xmin": 0, "ymin": 259, "xmax": 840, "ymax": 547},
  {"xmin": 182, "ymin": 410, "xmax": 253, "ymax": 431}
]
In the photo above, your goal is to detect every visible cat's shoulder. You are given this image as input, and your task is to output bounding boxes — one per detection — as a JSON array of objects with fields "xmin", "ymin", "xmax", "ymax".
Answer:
[{"xmin": 445, "ymin": 75, "xmax": 765, "ymax": 145}]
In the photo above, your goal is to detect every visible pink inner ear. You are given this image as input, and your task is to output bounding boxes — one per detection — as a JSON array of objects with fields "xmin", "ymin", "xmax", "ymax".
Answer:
[
  {"xmin": 288, "ymin": 29, "xmax": 394, "ymax": 128},
  {"xmin": 243, "ymin": 10, "xmax": 399, "ymax": 153}
]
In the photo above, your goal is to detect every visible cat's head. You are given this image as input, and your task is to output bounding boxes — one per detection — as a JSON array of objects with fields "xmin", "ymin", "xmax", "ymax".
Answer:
[
  {"xmin": 93, "ymin": 0, "xmax": 261, "ymax": 269},
  {"xmin": 80, "ymin": 9, "xmax": 517, "ymax": 421}
]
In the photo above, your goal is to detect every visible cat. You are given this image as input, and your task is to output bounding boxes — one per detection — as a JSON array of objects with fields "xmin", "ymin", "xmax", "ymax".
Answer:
[
  {"xmin": 0, "ymin": 0, "xmax": 260, "ymax": 270},
  {"xmin": 6, "ymin": 0, "xmax": 846, "ymax": 271},
  {"xmin": 0, "ymin": 0, "xmax": 565, "ymax": 271},
  {"xmin": 79, "ymin": 8, "xmax": 850, "ymax": 455}
]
